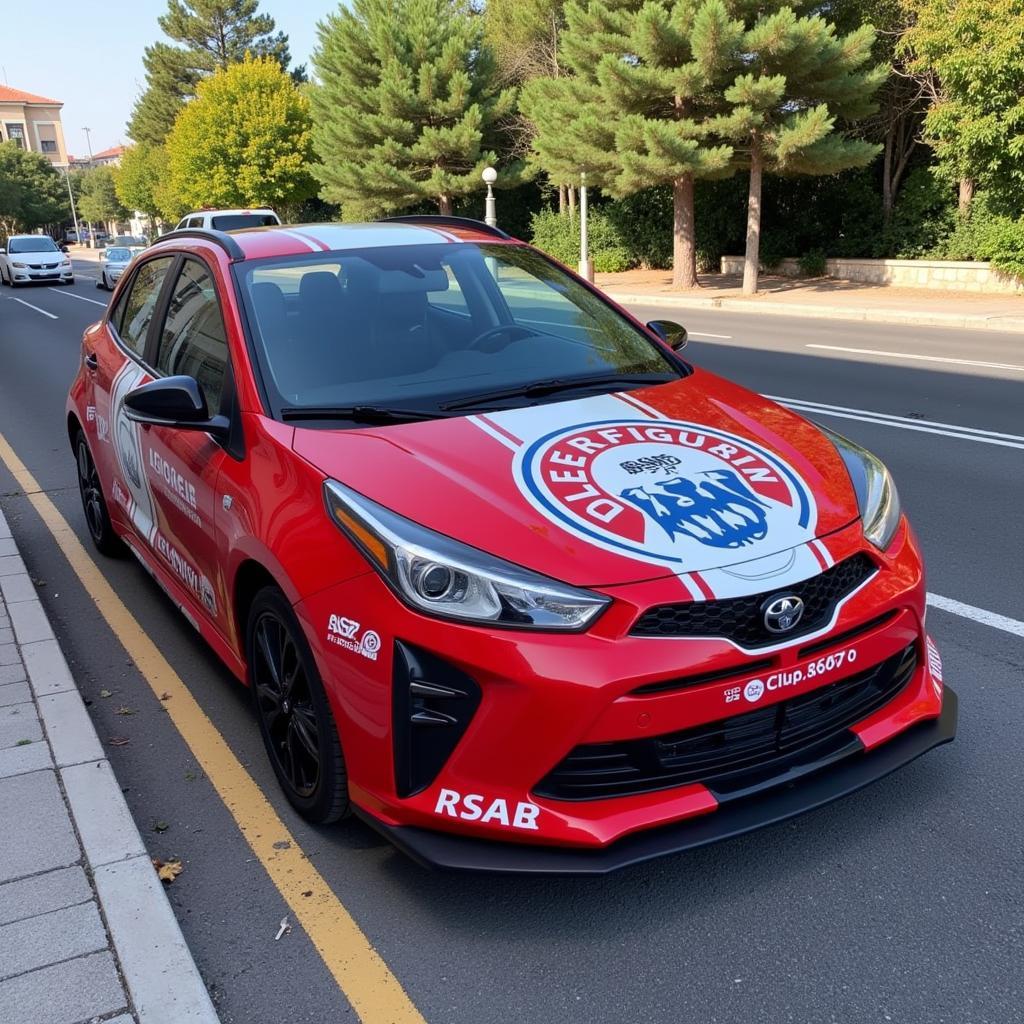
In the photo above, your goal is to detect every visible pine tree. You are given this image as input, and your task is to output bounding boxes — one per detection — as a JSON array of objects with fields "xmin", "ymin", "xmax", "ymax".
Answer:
[
  {"xmin": 310, "ymin": 0, "xmax": 517, "ymax": 218},
  {"xmin": 521, "ymin": 1, "xmax": 737, "ymax": 288},
  {"xmin": 710, "ymin": 3, "xmax": 886, "ymax": 293},
  {"xmin": 127, "ymin": 0, "xmax": 292, "ymax": 145}
]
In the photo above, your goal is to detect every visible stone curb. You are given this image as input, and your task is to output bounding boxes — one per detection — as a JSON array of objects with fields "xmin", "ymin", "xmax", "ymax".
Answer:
[
  {"xmin": 0, "ymin": 507, "xmax": 220, "ymax": 1024},
  {"xmin": 603, "ymin": 289, "xmax": 1024, "ymax": 334}
]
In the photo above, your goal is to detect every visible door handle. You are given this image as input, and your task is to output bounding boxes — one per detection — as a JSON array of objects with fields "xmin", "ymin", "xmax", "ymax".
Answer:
[{"xmin": 84, "ymin": 351, "xmax": 98, "ymax": 371}]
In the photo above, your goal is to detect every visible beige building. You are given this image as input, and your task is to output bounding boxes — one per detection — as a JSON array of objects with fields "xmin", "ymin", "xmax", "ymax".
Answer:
[{"xmin": 0, "ymin": 85, "xmax": 68, "ymax": 166}]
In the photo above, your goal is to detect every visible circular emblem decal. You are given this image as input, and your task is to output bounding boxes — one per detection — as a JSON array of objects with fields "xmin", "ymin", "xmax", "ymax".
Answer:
[
  {"xmin": 762, "ymin": 594, "xmax": 805, "ymax": 633},
  {"xmin": 743, "ymin": 679, "xmax": 765, "ymax": 703},
  {"xmin": 516, "ymin": 419, "xmax": 815, "ymax": 570}
]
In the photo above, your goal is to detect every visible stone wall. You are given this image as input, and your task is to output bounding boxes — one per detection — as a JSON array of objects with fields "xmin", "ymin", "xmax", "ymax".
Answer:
[{"xmin": 719, "ymin": 256, "xmax": 1024, "ymax": 293}]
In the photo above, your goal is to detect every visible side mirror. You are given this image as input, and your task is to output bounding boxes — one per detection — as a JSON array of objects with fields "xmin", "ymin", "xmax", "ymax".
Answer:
[
  {"xmin": 60, "ymin": 244, "xmax": 69, "ymax": 253},
  {"xmin": 123, "ymin": 376, "xmax": 229, "ymax": 439},
  {"xmin": 646, "ymin": 320, "xmax": 688, "ymax": 351}
]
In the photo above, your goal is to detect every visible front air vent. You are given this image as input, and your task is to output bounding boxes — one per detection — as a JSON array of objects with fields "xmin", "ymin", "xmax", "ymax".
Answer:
[{"xmin": 392, "ymin": 641, "xmax": 482, "ymax": 798}]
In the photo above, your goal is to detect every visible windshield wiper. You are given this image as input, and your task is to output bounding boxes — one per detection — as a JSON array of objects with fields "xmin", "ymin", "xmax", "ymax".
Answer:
[
  {"xmin": 440, "ymin": 373, "xmax": 677, "ymax": 412},
  {"xmin": 280, "ymin": 405, "xmax": 443, "ymax": 424}
]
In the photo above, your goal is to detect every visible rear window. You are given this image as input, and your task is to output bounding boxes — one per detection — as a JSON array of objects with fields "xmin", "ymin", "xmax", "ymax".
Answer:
[{"xmin": 211, "ymin": 214, "xmax": 278, "ymax": 231}]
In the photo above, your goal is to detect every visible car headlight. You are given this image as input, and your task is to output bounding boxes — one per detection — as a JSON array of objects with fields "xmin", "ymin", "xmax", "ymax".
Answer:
[
  {"xmin": 61, "ymin": 259, "xmax": 71, "ymax": 267},
  {"xmin": 821, "ymin": 426, "xmax": 901, "ymax": 550},
  {"xmin": 11, "ymin": 262, "xmax": 26, "ymax": 269},
  {"xmin": 324, "ymin": 479, "xmax": 610, "ymax": 631}
]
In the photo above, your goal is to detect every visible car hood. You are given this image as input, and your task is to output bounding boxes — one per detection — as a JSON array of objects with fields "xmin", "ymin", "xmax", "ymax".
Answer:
[
  {"xmin": 291, "ymin": 370, "xmax": 862, "ymax": 589},
  {"xmin": 15, "ymin": 251, "xmax": 62, "ymax": 265}
]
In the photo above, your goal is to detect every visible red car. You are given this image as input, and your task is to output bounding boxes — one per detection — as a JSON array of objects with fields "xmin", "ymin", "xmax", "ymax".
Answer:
[{"xmin": 67, "ymin": 218, "xmax": 956, "ymax": 872}]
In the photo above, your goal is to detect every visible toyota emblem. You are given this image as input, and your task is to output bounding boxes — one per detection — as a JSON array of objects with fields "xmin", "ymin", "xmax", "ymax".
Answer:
[{"xmin": 762, "ymin": 594, "xmax": 805, "ymax": 633}]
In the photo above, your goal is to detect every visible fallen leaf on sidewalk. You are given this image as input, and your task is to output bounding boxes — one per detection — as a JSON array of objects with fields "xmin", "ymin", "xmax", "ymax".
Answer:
[
  {"xmin": 108, "ymin": 736, "xmax": 130, "ymax": 747},
  {"xmin": 153, "ymin": 857, "xmax": 183, "ymax": 884},
  {"xmin": 152, "ymin": 821, "xmax": 169, "ymax": 833},
  {"xmin": 115, "ymin": 706, "xmax": 136, "ymax": 716},
  {"xmin": 99, "ymin": 690, "xmax": 112, "ymax": 698},
  {"xmin": 159, "ymin": 692, "xmax": 172, "ymax": 701},
  {"xmin": 275, "ymin": 915, "xmax": 290, "ymax": 941}
]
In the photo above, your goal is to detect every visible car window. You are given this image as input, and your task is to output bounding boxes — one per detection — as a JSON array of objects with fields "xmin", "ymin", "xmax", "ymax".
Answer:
[
  {"xmin": 105, "ymin": 247, "xmax": 131, "ymax": 262},
  {"xmin": 187, "ymin": 217, "xmax": 204, "ymax": 229},
  {"xmin": 114, "ymin": 257, "xmax": 174, "ymax": 358},
  {"xmin": 240, "ymin": 242, "xmax": 679, "ymax": 411},
  {"xmin": 210, "ymin": 214, "xmax": 278, "ymax": 231},
  {"xmin": 155, "ymin": 259, "xmax": 229, "ymax": 412}
]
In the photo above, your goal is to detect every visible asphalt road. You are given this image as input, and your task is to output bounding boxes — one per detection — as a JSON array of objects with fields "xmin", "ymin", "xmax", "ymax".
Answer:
[{"xmin": 0, "ymin": 261, "xmax": 1021, "ymax": 1024}]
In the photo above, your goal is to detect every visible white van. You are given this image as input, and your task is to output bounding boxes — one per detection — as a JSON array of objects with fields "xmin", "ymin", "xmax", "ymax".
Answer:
[{"xmin": 174, "ymin": 208, "xmax": 281, "ymax": 232}]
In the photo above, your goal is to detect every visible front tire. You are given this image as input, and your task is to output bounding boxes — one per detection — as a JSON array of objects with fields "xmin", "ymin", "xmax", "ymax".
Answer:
[
  {"xmin": 74, "ymin": 431, "xmax": 123, "ymax": 556},
  {"xmin": 247, "ymin": 587, "xmax": 349, "ymax": 824}
]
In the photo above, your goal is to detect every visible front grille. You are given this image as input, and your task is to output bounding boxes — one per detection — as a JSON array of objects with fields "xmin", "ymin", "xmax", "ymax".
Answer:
[
  {"xmin": 630, "ymin": 553, "xmax": 876, "ymax": 647},
  {"xmin": 535, "ymin": 644, "xmax": 917, "ymax": 802}
]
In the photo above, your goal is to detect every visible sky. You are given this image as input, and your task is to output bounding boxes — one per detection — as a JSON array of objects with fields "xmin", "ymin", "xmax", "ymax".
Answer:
[{"xmin": 1, "ymin": 0, "xmax": 339, "ymax": 158}]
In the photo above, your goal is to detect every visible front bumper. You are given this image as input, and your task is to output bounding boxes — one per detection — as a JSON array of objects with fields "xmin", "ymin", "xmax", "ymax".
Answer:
[
  {"xmin": 10, "ymin": 266, "xmax": 73, "ymax": 282},
  {"xmin": 357, "ymin": 688, "xmax": 957, "ymax": 874},
  {"xmin": 297, "ymin": 518, "xmax": 952, "ymax": 863}
]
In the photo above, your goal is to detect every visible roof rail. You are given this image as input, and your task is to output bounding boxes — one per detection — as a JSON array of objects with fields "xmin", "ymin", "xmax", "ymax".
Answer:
[
  {"xmin": 152, "ymin": 228, "xmax": 246, "ymax": 261},
  {"xmin": 378, "ymin": 215, "xmax": 512, "ymax": 240}
]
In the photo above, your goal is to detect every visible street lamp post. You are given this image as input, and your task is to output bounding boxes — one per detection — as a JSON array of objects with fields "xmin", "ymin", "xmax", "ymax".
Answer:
[
  {"xmin": 82, "ymin": 128, "xmax": 95, "ymax": 247},
  {"xmin": 578, "ymin": 172, "xmax": 593, "ymax": 282},
  {"xmin": 62, "ymin": 168, "xmax": 81, "ymax": 247},
  {"xmin": 482, "ymin": 166, "xmax": 497, "ymax": 228}
]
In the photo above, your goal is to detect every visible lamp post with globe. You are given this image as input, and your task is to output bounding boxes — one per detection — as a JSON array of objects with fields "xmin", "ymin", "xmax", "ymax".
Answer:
[{"xmin": 482, "ymin": 166, "xmax": 498, "ymax": 228}]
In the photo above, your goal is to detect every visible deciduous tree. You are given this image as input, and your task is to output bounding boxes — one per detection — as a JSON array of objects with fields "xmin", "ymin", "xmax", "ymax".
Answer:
[
  {"xmin": 162, "ymin": 56, "xmax": 316, "ymax": 215},
  {"xmin": 310, "ymin": 0, "xmax": 517, "ymax": 218},
  {"xmin": 77, "ymin": 168, "xmax": 130, "ymax": 233},
  {"xmin": 0, "ymin": 142, "xmax": 69, "ymax": 237},
  {"xmin": 901, "ymin": 0, "xmax": 1024, "ymax": 213},
  {"xmin": 114, "ymin": 144, "xmax": 165, "ymax": 221}
]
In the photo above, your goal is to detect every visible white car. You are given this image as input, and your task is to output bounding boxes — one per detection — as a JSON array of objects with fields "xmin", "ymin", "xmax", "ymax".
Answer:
[
  {"xmin": 173, "ymin": 208, "xmax": 280, "ymax": 232},
  {"xmin": 0, "ymin": 235, "xmax": 74, "ymax": 287},
  {"xmin": 96, "ymin": 246, "xmax": 144, "ymax": 291}
]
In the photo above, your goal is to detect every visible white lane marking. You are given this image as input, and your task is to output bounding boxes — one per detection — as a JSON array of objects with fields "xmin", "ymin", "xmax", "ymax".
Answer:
[
  {"xmin": 9, "ymin": 297, "xmax": 58, "ymax": 319},
  {"xmin": 689, "ymin": 332, "xmax": 733, "ymax": 339},
  {"xmin": 927, "ymin": 593, "xmax": 1024, "ymax": 639},
  {"xmin": 46, "ymin": 287, "xmax": 107, "ymax": 307},
  {"xmin": 768, "ymin": 396, "xmax": 1023, "ymax": 442},
  {"xmin": 806, "ymin": 343, "xmax": 1024, "ymax": 373},
  {"xmin": 774, "ymin": 397, "xmax": 1024, "ymax": 451}
]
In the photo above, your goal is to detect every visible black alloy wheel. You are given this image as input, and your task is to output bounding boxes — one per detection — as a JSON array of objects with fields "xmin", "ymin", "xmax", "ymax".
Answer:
[
  {"xmin": 75, "ymin": 432, "xmax": 122, "ymax": 556},
  {"xmin": 248, "ymin": 587, "xmax": 349, "ymax": 824}
]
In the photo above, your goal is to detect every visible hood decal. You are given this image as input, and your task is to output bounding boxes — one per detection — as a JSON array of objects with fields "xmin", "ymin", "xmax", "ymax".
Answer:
[{"xmin": 475, "ymin": 393, "xmax": 820, "ymax": 579}]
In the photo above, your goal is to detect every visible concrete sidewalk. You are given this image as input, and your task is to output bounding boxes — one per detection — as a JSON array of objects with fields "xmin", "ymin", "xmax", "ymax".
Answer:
[
  {"xmin": 0, "ymin": 509, "xmax": 218, "ymax": 1024},
  {"xmin": 596, "ymin": 269, "xmax": 1024, "ymax": 333}
]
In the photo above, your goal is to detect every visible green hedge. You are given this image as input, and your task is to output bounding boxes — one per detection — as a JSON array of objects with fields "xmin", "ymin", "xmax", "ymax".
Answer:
[
  {"xmin": 529, "ymin": 208, "xmax": 634, "ymax": 273},
  {"xmin": 930, "ymin": 193, "xmax": 1024, "ymax": 279}
]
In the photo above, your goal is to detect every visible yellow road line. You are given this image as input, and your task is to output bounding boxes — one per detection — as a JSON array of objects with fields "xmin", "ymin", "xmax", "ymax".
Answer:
[{"xmin": 0, "ymin": 430, "xmax": 426, "ymax": 1024}]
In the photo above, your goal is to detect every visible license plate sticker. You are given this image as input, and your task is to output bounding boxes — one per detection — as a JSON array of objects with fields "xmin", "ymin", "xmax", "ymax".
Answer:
[{"xmin": 724, "ymin": 645, "xmax": 860, "ymax": 706}]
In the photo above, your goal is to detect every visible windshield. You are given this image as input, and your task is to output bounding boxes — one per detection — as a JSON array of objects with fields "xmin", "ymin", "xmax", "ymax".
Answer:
[
  {"xmin": 211, "ymin": 213, "xmax": 278, "ymax": 231},
  {"xmin": 105, "ymin": 247, "xmax": 132, "ymax": 262},
  {"xmin": 9, "ymin": 237, "xmax": 58, "ymax": 254},
  {"xmin": 240, "ymin": 242, "xmax": 682, "ymax": 419}
]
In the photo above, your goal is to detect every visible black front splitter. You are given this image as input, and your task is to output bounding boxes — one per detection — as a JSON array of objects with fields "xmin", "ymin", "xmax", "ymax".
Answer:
[{"xmin": 356, "ymin": 688, "xmax": 958, "ymax": 875}]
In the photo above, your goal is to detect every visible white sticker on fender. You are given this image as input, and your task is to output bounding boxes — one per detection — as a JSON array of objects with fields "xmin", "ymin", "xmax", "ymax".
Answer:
[{"xmin": 514, "ymin": 417, "xmax": 817, "ymax": 572}]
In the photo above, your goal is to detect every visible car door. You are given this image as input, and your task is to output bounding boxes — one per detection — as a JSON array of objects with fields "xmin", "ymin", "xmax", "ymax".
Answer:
[
  {"xmin": 142, "ymin": 256, "xmax": 232, "ymax": 633},
  {"xmin": 90, "ymin": 254, "xmax": 177, "ymax": 544}
]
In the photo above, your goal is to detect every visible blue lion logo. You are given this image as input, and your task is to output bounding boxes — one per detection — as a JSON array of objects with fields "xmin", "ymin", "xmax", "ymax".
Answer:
[{"xmin": 621, "ymin": 469, "xmax": 769, "ymax": 549}]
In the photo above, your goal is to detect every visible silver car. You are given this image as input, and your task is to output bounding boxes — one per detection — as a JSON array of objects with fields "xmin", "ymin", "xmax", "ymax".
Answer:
[{"xmin": 97, "ymin": 247, "xmax": 144, "ymax": 291}]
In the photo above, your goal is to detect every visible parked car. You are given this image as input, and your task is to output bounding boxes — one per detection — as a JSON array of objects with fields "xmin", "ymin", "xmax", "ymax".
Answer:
[
  {"xmin": 0, "ymin": 234, "xmax": 74, "ymax": 286},
  {"xmin": 174, "ymin": 208, "xmax": 280, "ymax": 232},
  {"xmin": 67, "ymin": 217, "xmax": 956, "ymax": 872},
  {"xmin": 97, "ymin": 246, "xmax": 144, "ymax": 291}
]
